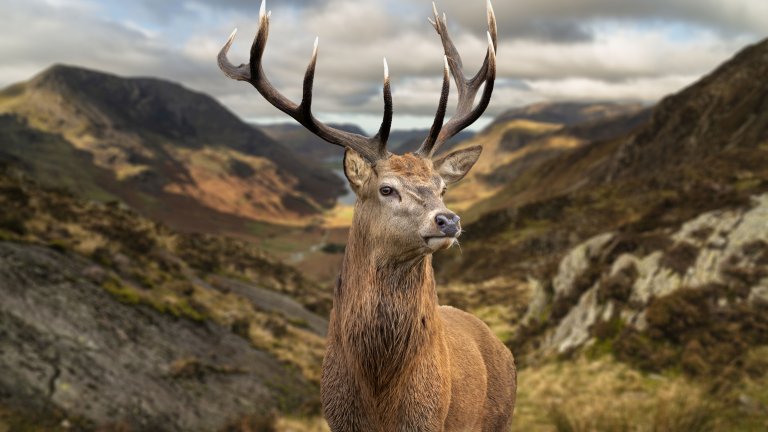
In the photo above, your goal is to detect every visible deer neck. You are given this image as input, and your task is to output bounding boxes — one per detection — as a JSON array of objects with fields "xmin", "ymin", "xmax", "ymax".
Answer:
[{"xmin": 333, "ymin": 222, "xmax": 443, "ymax": 391}]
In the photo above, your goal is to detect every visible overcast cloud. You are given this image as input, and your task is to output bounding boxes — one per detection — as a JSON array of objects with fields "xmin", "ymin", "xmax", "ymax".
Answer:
[{"xmin": 1, "ymin": 0, "xmax": 765, "ymax": 131}]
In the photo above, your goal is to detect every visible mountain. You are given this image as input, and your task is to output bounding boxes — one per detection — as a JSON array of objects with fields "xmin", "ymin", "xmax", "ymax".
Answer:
[
  {"xmin": 604, "ymin": 39, "xmax": 768, "ymax": 180},
  {"xmin": 430, "ymin": 40, "xmax": 768, "ymax": 430},
  {"xmin": 435, "ymin": 38, "xmax": 768, "ymax": 380},
  {"xmin": 441, "ymin": 102, "xmax": 648, "ymax": 214},
  {"xmin": 259, "ymin": 123, "xmax": 474, "ymax": 162},
  {"xmin": 0, "ymin": 64, "xmax": 345, "ymax": 231},
  {"xmin": 387, "ymin": 129, "xmax": 475, "ymax": 154},
  {"xmin": 489, "ymin": 101, "xmax": 645, "ymax": 128},
  {"xmin": 0, "ymin": 163, "xmax": 329, "ymax": 430},
  {"xmin": 259, "ymin": 122, "xmax": 366, "ymax": 162}
]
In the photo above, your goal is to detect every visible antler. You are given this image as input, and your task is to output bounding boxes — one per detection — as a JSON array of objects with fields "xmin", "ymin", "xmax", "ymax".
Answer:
[
  {"xmin": 218, "ymin": 0, "xmax": 392, "ymax": 164},
  {"xmin": 417, "ymin": 0, "xmax": 497, "ymax": 158}
]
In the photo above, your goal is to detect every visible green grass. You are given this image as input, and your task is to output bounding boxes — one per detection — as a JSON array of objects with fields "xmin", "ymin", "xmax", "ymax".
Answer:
[{"xmin": 102, "ymin": 279, "xmax": 141, "ymax": 305}]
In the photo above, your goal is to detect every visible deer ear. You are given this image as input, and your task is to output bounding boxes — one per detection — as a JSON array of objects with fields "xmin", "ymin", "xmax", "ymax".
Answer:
[
  {"xmin": 434, "ymin": 145, "xmax": 482, "ymax": 184},
  {"xmin": 343, "ymin": 148, "xmax": 374, "ymax": 193}
]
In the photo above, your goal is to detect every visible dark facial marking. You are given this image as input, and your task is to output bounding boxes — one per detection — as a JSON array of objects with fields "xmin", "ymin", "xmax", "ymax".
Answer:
[{"xmin": 415, "ymin": 186, "xmax": 435, "ymax": 198}]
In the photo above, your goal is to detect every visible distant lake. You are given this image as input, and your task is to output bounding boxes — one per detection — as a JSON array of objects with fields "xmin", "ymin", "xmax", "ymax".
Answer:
[
  {"xmin": 325, "ymin": 156, "xmax": 356, "ymax": 205},
  {"xmin": 333, "ymin": 169, "xmax": 356, "ymax": 205}
]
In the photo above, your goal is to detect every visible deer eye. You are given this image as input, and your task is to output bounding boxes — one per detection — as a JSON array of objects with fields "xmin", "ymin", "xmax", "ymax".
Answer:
[
  {"xmin": 379, "ymin": 186, "xmax": 394, "ymax": 196},
  {"xmin": 441, "ymin": 187, "xmax": 447, "ymax": 197}
]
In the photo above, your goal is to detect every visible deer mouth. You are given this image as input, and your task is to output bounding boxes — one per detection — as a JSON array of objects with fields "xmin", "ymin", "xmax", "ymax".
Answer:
[{"xmin": 423, "ymin": 236, "xmax": 456, "ymax": 250}]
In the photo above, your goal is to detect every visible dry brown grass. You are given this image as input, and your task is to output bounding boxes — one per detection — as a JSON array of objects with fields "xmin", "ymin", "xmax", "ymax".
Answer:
[
  {"xmin": 513, "ymin": 357, "xmax": 723, "ymax": 432},
  {"xmin": 321, "ymin": 204, "xmax": 354, "ymax": 228},
  {"xmin": 274, "ymin": 416, "xmax": 330, "ymax": 432},
  {"xmin": 253, "ymin": 357, "xmax": 750, "ymax": 432}
]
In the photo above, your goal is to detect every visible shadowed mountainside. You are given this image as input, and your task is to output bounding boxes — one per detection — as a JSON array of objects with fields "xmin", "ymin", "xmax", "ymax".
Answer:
[{"xmin": 0, "ymin": 64, "xmax": 344, "ymax": 230}]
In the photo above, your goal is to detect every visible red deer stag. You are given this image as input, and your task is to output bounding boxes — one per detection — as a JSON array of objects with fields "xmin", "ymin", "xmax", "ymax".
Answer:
[{"xmin": 218, "ymin": 1, "xmax": 516, "ymax": 430}]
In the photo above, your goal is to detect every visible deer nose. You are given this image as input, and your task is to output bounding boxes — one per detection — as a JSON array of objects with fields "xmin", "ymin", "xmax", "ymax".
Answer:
[{"xmin": 435, "ymin": 213, "xmax": 461, "ymax": 237}]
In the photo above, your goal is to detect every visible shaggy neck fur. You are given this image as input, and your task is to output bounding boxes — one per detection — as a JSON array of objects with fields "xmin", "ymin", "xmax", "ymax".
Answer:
[{"xmin": 334, "ymin": 217, "xmax": 442, "ymax": 397}]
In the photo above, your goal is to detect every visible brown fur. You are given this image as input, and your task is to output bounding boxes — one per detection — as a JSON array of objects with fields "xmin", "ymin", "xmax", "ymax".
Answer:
[
  {"xmin": 384, "ymin": 153, "xmax": 434, "ymax": 182},
  {"xmin": 322, "ymin": 152, "xmax": 516, "ymax": 431}
]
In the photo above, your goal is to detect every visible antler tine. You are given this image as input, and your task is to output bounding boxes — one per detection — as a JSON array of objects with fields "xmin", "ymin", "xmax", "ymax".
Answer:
[
  {"xmin": 417, "ymin": 0, "xmax": 498, "ymax": 158},
  {"xmin": 375, "ymin": 58, "xmax": 393, "ymax": 156},
  {"xmin": 217, "ymin": 0, "xmax": 391, "ymax": 164},
  {"xmin": 417, "ymin": 56, "xmax": 451, "ymax": 158}
]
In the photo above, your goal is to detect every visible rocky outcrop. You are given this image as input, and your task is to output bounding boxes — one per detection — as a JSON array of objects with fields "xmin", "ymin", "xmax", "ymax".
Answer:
[
  {"xmin": 529, "ymin": 194, "xmax": 768, "ymax": 357},
  {"xmin": 209, "ymin": 275, "xmax": 328, "ymax": 336},
  {"xmin": 0, "ymin": 242, "xmax": 314, "ymax": 430},
  {"xmin": 551, "ymin": 232, "xmax": 615, "ymax": 302}
]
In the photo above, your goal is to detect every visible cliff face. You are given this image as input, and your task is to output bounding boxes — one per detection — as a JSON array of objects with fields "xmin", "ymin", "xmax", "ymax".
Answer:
[{"xmin": 524, "ymin": 195, "xmax": 768, "ymax": 375}]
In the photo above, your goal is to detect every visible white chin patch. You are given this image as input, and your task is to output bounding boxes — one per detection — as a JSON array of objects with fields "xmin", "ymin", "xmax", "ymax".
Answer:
[{"xmin": 427, "ymin": 237, "xmax": 455, "ymax": 251}]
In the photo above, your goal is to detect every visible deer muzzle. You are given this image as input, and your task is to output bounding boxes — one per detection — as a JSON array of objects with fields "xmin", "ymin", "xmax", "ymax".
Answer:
[{"xmin": 434, "ymin": 212, "xmax": 461, "ymax": 238}]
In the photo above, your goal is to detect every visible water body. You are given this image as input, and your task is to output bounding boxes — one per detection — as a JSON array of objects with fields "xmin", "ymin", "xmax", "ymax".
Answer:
[
  {"xmin": 325, "ymin": 156, "xmax": 356, "ymax": 205},
  {"xmin": 333, "ymin": 168, "xmax": 357, "ymax": 205}
]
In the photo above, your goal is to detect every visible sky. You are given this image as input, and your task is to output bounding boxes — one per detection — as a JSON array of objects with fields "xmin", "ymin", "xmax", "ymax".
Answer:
[{"xmin": 1, "ymin": 0, "xmax": 766, "ymax": 132}]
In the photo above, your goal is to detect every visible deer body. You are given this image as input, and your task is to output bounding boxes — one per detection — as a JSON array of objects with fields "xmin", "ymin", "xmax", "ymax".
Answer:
[
  {"xmin": 322, "ymin": 192, "xmax": 516, "ymax": 431},
  {"xmin": 321, "ymin": 154, "xmax": 516, "ymax": 431},
  {"xmin": 218, "ymin": 1, "xmax": 515, "ymax": 430}
]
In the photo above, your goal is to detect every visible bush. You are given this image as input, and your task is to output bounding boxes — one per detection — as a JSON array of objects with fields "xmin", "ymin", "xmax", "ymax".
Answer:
[
  {"xmin": 615, "ymin": 286, "xmax": 768, "ymax": 377},
  {"xmin": 321, "ymin": 243, "xmax": 345, "ymax": 254},
  {"xmin": 0, "ymin": 215, "xmax": 27, "ymax": 235}
]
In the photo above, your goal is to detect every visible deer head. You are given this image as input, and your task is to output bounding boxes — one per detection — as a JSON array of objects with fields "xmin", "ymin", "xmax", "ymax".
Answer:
[{"xmin": 219, "ymin": 0, "xmax": 497, "ymax": 259}]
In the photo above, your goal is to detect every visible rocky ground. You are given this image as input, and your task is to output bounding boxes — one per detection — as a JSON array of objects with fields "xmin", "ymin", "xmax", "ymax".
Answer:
[
  {"xmin": 0, "ymin": 166, "xmax": 330, "ymax": 430},
  {"xmin": 0, "ymin": 243, "xmax": 313, "ymax": 431}
]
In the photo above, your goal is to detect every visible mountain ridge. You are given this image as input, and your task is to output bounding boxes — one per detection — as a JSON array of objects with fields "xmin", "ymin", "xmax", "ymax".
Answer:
[{"xmin": 488, "ymin": 101, "xmax": 646, "ymax": 130}]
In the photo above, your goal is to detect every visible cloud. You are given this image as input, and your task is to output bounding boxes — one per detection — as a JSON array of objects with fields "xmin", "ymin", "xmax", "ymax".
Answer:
[
  {"xmin": 495, "ymin": 27, "xmax": 752, "ymax": 81},
  {"xmin": 1, "ymin": 0, "xmax": 765, "ymax": 129},
  {"xmin": 410, "ymin": 0, "xmax": 768, "ymax": 40},
  {"xmin": 0, "ymin": 2, "xmax": 191, "ymax": 79},
  {"xmin": 133, "ymin": 0, "xmax": 326, "ymax": 23},
  {"xmin": 525, "ymin": 75, "xmax": 700, "ymax": 102}
]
